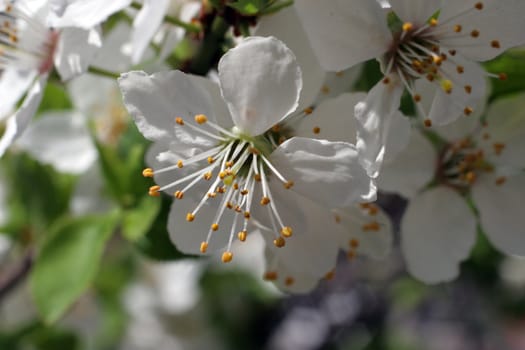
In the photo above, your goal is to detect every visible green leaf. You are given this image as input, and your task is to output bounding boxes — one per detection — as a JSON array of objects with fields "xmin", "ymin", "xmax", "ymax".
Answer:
[
  {"xmin": 36, "ymin": 83, "xmax": 73, "ymax": 114},
  {"xmin": 30, "ymin": 213, "xmax": 119, "ymax": 324},
  {"xmin": 484, "ymin": 50, "xmax": 525, "ymax": 102},
  {"xmin": 3, "ymin": 154, "xmax": 74, "ymax": 232},
  {"xmin": 228, "ymin": 0, "xmax": 265, "ymax": 15},
  {"xmin": 134, "ymin": 196, "xmax": 184, "ymax": 261},
  {"xmin": 122, "ymin": 195, "xmax": 161, "ymax": 241}
]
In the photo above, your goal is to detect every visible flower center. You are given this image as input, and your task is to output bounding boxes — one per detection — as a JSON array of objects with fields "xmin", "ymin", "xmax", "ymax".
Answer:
[
  {"xmin": 382, "ymin": 3, "xmax": 506, "ymax": 127},
  {"xmin": 143, "ymin": 114, "xmax": 295, "ymax": 263},
  {"xmin": 436, "ymin": 132, "xmax": 507, "ymax": 190},
  {"xmin": 0, "ymin": 1, "xmax": 58, "ymax": 74}
]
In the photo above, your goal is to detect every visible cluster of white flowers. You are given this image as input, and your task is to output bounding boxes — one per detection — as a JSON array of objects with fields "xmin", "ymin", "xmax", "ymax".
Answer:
[{"xmin": 1, "ymin": 0, "xmax": 524, "ymax": 293}]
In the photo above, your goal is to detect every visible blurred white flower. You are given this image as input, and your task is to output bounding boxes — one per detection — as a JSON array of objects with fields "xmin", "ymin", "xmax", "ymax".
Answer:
[
  {"xmin": 0, "ymin": 0, "xmax": 101, "ymax": 155},
  {"xmin": 295, "ymin": 0, "xmax": 525, "ymax": 176},
  {"xmin": 379, "ymin": 92, "xmax": 525, "ymax": 283}
]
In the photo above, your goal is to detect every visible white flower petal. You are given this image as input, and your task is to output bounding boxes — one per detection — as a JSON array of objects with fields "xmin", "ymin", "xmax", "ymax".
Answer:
[
  {"xmin": 167, "ymin": 198, "xmax": 232, "ymax": 256},
  {"xmin": 389, "ymin": 0, "xmax": 442, "ymax": 25},
  {"xmin": 439, "ymin": 0, "xmax": 525, "ymax": 61},
  {"xmin": 378, "ymin": 129, "xmax": 436, "ymax": 198},
  {"xmin": 130, "ymin": 0, "xmax": 170, "ymax": 64},
  {"xmin": 414, "ymin": 55, "xmax": 487, "ymax": 126},
  {"xmin": 354, "ymin": 79, "xmax": 404, "ymax": 178},
  {"xmin": 255, "ymin": 6, "xmax": 324, "ymax": 111},
  {"xmin": 383, "ymin": 110, "xmax": 412, "ymax": 163},
  {"xmin": 334, "ymin": 205, "xmax": 393, "ymax": 259},
  {"xmin": 54, "ymin": 27, "xmax": 102, "ymax": 81},
  {"xmin": 401, "ymin": 187, "xmax": 477, "ymax": 283},
  {"xmin": 218, "ymin": 36, "xmax": 302, "ymax": 136},
  {"xmin": 118, "ymin": 70, "xmax": 218, "ymax": 142},
  {"xmin": 481, "ymin": 92, "xmax": 525, "ymax": 169},
  {"xmin": 0, "ymin": 74, "xmax": 48, "ymax": 156},
  {"xmin": 261, "ymin": 191, "xmax": 340, "ymax": 279},
  {"xmin": 472, "ymin": 173, "xmax": 525, "ymax": 256},
  {"xmin": 158, "ymin": 2, "xmax": 201, "ymax": 61},
  {"xmin": 293, "ymin": 92, "xmax": 364, "ymax": 143},
  {"xmin": 92, "ymin": 22, "xmax": 132, "ymax": 72},
  {"xmin": 294, "ymin": 0, "xmax": 391, "ymax": 71},
  {"xmin": 270, "ymin": 137, "xmax": 375, "ymax": 208},
  {"xmin": 48, "ymin": 0, "xmax": 132, "ymax": 28},
  {"xmin": 0, "ymin": 69, "xmax": 37, "ymax": 119},
  {"xmin": 17, "ymin": 112, "xmax": 96, "ymax": 174}
]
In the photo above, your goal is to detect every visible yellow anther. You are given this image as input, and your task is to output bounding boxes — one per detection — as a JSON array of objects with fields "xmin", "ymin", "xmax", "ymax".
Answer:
[
  {"xmin": 482, "ymin": 132, "xmax": 490, "ymax": 140},
  {"xmin": 432, "ymin": 55, "xmax": 443, "ymax": 65},
  {"xmin": 474, "ymin": 2, "xmax": 483, "ymax": 10},
  {"xmin": 499, "ymin": 73, "xmax": 508, "ymax": 81},
  {"xmin": 263, "ymin": 271, "xmax": 278, "ymax": 281},
  {"xmin": 225, "ymin": 202, "xmax": 233, "ymax": 209},
  {"xmin": 426, "ymin": 74, "xmax": 435, "ymax": 82},
  {"xmin": 200, "ymin": 242, "xmax": 208, "ymax": 253},
  {"xmin": 456, "ymin": 65, "xmax": 464, "ymax": 74},
  {"xmin": 219, "ymin": 171, "xmax": 226, "ymax": 179},
  {"xmin": 271, "ymin": 124, "xmax": 281, "ymax": 132},
  {"xmin": 244, "ymin": 211, "xmax": 251, "ymax": 219},
  {"xmin": 424, "ymin": 119, "xmax": 433, "ymax": 128},
  {"xmin": 382, "ymin": 77, "xmax": 390, "ymax": 84},
  {"xmin": 238, "ymin": 230, "xmax": 247, "ymax": 242},
  {"xmin": 471, "ymin": 30, "xmax": 480, "ymax": 38},
  {"xmin": 368, "ymin": 205, "xmax": 378, "ymax": 216},
  {"xmin": 454, "ymin": 25, "xmax": 462, "ymax": 33},
  {"xmin": 174, "ymin": 191, "xmax": 184, "ymax": 199},
  {"xmin": 203, "ymin": 172, "xmax": 212, "ymax": 180},
  {"xmin": 142, "ymin": 168, "xmax": 154, "ymax": 177},
  {"xmin": 233, "ymin": 183, "xmax": 239, "ymax": 190},
  {"xmin": 208, "ymin": 192, "xmax": 217, "ymax": 198},
  {"xmin": 449, "ymin": 49, "xmax": 457, "ymax": 56},
  {"xmin": 350, "ymin": 238, "xmax": 360, "ymax": 249},
  {"xmin": 429, "ymin": 18, "xmax": 438, "ymax": 26},
  {"xmin": 175, "ymin": 117, "xmax": 184, "ymax": 125},
  {"xmin": 225, "ymin": 161, "xmax": 234, "ymax": 168},
  {"xmin": 234, "ymin": 205, "xmax": 242, "ymax": 213},
  {"xmin": 491, "ymin": 40, "xmax": 500, "ymax": 48},
  {"xmin": 240, "ymin": 189, "xmax": 249, "ymax": 195},
  {"xmin": 465, "ymin": 171, "xmax": 477, "ymax": 184},
  {"xmin": 217, "ymin": 186, "xmax": 226, "ymax": 194},
  {"xmin": 254, "ymin": 174, "xmax": 262, "ymax": 182},
  {"xmin": 177, "ymin": 160, "xmax": 184, "ymax": 168},
  {"xmin": 281, "ymin": 226, "xmax": 293, "ymax": 238},
  {"xmin": 495, "ymin": 176, "xmax": 507, "ymax": 186},
  {"xmin": 325, "ymin": 270, "xmax": 335, "ymax": 280},
  {"xmin": 221, "ymin": 251, "xmax": 233, "ymax": 263},
  {"xmin": 194, "ymin": 114, "xmax": 208, "ymax": 124},
  {"xmin": 464, "ymin": 85, "xmax": 472, "ymax": 94},
  {"xmin": 362, "ymin": 221, "xmax": 380, "ymax": 232},
  {"xmin": 186, "ymin": 213, "xmax": 195, "ymax": 222},
  {"xmin": 284, "ymin": 276, "xmax": 295, "ymax": 286},
  {"xmin": 441, "ymin": 79, "xmax": 453, "ymax": 94},
  {"xmin": 284, "ymin": 181, "xmax": 294, "ymax": 189},
  {"xmin": 464, "ymin": 107, "xmax": 474, "ymax": 116},
  {"xmin": 334, "ymin": 214, "xmax": 341, "ymax": 224},
  {"xmin": 312, "ymin": 126, "xmax": 321, "ymax": 134},
  {"xmin": 402, "ymin": 22, "xmax": 413, "ymax": 32},
  {"xmin": 260, "ymin": 197, "xmax": 270, "ymax": 205},
  {"xmin": 493, "ymin": 142, "xmax": 506, "ymax": 155},
  {"xmin": 303, "ymin": 106, "xmax": 314, "ymax": 115},
  {"xmin": 321, "ymin": 85, "xmax": 330, "ymax": 94},
  {"xmin": 148, "ymin": 185, "xmax": 161, "ymax": 197},
  {"xmin": 273, "ymin": 237, "xmax": 286, "ymax": 248},
  {"xmin": 211, "ymin": 223, "xmax": 219, "ymax": 231},
  {"xmin": 413, "ymin": 94, "xmax": 421, "ymax": 103},
  {"xmin": 207, "ymin": 156, "xmax": 215, "ymax": 164}
]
